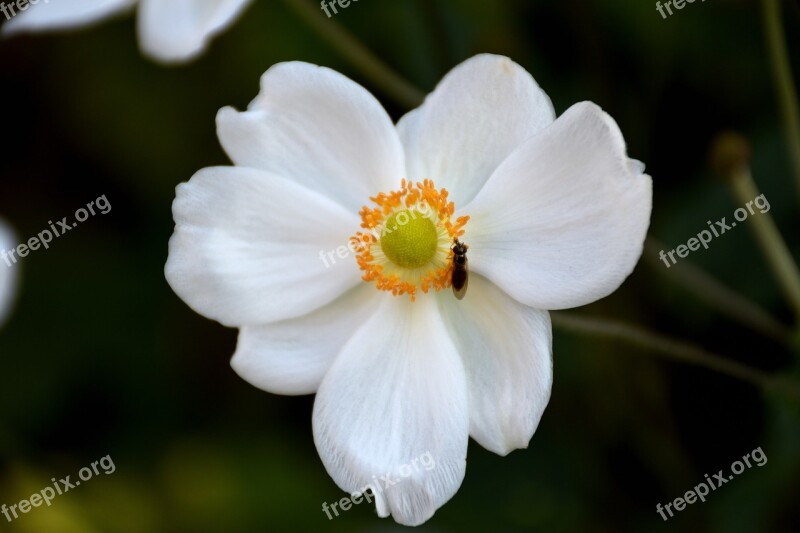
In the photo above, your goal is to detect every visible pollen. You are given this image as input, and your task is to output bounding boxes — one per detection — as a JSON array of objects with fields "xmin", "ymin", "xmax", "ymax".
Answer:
[{"xmin": 352, "ymin": 179, "xmax": 469, "ymax": 301}]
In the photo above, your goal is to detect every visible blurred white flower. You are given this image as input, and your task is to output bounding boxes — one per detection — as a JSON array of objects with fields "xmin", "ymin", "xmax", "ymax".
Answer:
[
  {"xmin": 2, "ymin": 0, "xmax": 252, "ymax": 64},
  {"xmin": 0, "ymin": 220, "xmax": 19, "ymax": 328},
  {"xmin": 165, "ymin": 54, "xmax": 653, "ymax": 525}
]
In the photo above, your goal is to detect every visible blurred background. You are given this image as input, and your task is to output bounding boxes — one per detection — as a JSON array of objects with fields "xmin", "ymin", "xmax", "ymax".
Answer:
[{"xmin": 1, "ymin": 0, "xmax": 800, "ymax": 531}]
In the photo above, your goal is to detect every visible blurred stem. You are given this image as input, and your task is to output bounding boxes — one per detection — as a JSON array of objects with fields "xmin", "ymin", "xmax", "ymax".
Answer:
[
  {"xmin": 283, "ymin": 0, "xmax": 424, "ymax": 108},
  {"xmin": 727, "ymin": 166, "xmax": 800, "ymax": 324},
  {"xmin": 551, "ymin": 312, "xmax": 800, "ymax": 400},
  {"xmin": 644, "ymin": 238, "xmax": 793, "ymax": 345},
  {"xmin": 762, "ymin": 0, "xmax": 800, "ymax": 202}
]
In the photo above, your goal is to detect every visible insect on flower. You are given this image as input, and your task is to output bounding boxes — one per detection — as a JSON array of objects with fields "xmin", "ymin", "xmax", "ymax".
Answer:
[{"xmin": 451, "ymin": 239, "xmax": 469, "ymax": 300}]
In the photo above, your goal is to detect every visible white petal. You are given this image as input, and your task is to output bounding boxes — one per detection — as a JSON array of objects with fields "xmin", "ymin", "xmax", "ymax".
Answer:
[
  {"xmin": 0, "ymin": 221, "xmax": 18, "ymax": 327},
  {"xmin": 397, "ymin": 54, "xmax": 555, "ymax": 207},
  {"xmin": 437, "ymin": 275, "xmax": 552, "ymax": 455},
  {"xmin": 231, "ymin": 285, "xmax": 381, "ymax": 396},
  {"xmin": 463, "ymin": 101, "xmax": 653, "ymax": 310},
  {"xmin": 2, "ymin": 0, "xmax": 136, "ymax": 36},
  {"xmin": 137, "ymin": 0, "xmax": 251, "ymax": 63},
  {"xmin": 217, "ymin": 62, "xmax": 405, "ymax": 213},
  {"xmin": 165, "ymin": 166, "xmax": 362, "ymax": 328},
  {"xmin": 313, "ymin": 296, "xmax": 468, "ymax": 526}
]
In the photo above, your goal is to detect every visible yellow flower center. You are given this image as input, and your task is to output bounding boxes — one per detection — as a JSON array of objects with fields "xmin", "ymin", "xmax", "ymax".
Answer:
[
  {"xmin": 380, "ymin": 209, "xmax": 439, "ymax": 268},
  {"xmin": 351, "ymin": 180, "xmax": 469, "ymax": 301}
]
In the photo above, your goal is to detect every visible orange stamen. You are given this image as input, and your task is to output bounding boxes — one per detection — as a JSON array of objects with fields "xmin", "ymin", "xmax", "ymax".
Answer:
[{"xmin": 352, "ymin": 180, "xmax": 469, "ymax": 301}]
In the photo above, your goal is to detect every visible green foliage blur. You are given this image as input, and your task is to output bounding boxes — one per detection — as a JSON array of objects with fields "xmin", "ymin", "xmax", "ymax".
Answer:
[{"xmin": 1, "ymin": 0, "xmax": 799, "ymax": 531}]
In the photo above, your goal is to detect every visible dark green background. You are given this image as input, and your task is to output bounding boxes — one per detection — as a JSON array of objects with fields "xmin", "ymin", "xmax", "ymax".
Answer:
[{"xmin": 1, "ymin": 0, "xmax": 799, "ymax": 531}]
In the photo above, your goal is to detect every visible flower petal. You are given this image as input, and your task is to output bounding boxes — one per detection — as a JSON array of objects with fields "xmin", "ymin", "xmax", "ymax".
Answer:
[
  {"xmin": 165, "ymin": 165, "xmax": 362, "ymax": 327},
  {"xmin": 216, "ymin": 62, "xmax": 405, "ymax": 213},
  {"xmin": 437, "ymin": 275, "xmax": 552, "ymax": 455},
  {"xmin": 231, "ymin": 285, "xmax": 381, "ymax": 396},
  {"xmin": 313, "ymin": 296, "xmax": 468, "ymax": 526},
  {"xmin": 0, "ymin": 221, "xmax": 18, "ymax": 327},
  {"xmin": 2, "ymin": 0, "xmax": 136, "ymax": 35},
  {"xmin": 137, "ymin": 0, "xmax": 252, "ymax": 63},
  {"xmin": 463, "ymin": 101, "xmax": 653, "ymax": 310},
  {"xmin": 397, "ymin": 54, "xmax": 555, "ymax": 207}
]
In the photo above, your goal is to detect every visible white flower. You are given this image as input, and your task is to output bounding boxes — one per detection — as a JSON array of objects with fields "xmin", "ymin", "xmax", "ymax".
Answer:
[
  {"xmin": 165, "ymin": 54, "xmax": 652, "ymax": 525},
  {"xmin": 0, "ymin": 220, "xmax": 19, "ymax": 328},
  {"xmin": 2, "ymin": 0, "xmax": 252, "ymax": 64}
]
